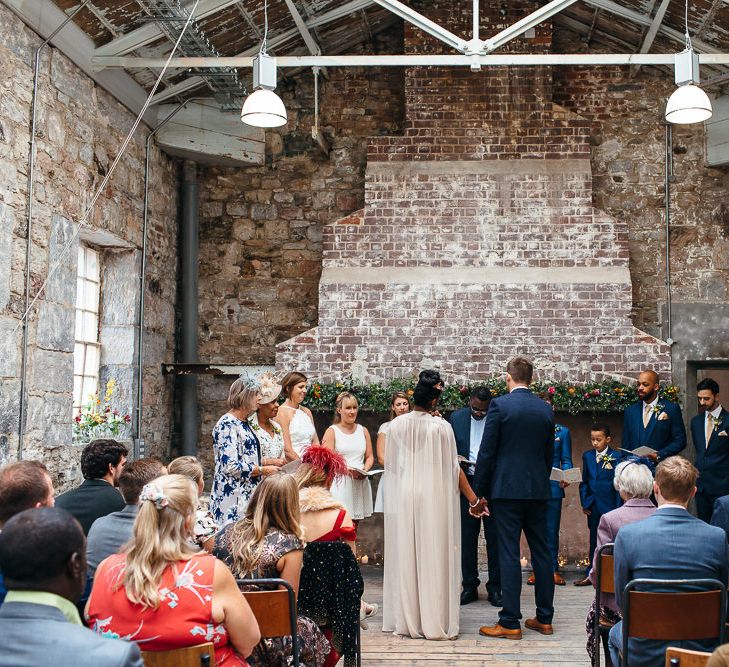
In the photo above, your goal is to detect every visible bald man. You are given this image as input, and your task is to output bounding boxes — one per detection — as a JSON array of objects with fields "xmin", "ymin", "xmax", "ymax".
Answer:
[{"xmin": 621, "ymin": 370, "xmax": 686, "ymax": 469}]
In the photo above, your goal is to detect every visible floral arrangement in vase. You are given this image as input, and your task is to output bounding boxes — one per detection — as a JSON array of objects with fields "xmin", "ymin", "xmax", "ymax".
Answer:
[{"xmin": 73, "ymin": 378, "xmax": 131, "ymax": 443}]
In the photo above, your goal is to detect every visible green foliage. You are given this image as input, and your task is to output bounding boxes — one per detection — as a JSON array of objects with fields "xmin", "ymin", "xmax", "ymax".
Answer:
[{"xmin": 303, "ymin": 377, "xmax": 681, "ymax": 415}]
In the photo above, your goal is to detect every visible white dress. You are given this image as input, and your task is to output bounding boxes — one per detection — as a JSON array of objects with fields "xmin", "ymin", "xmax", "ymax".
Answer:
[
  {"xmin": 373, "ymin": 421, "xmax": 389, "ymax": 513},
  {"xmin": 281, "ymin": 405, "xmax": 317, "ymax": 457},
  {"xmin": 329, "ymin": 424, "xmax": 373, "ymax": 520}
]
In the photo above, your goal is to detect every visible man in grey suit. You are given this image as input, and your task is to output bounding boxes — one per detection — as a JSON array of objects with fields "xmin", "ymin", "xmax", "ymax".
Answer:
[
  {"xmin": 0, "ymin": 507, "xmax": 142, "ymax": 667},
  {"xmin": 609, "ymin": 456, "xmax": 729, "ymax": 667}
]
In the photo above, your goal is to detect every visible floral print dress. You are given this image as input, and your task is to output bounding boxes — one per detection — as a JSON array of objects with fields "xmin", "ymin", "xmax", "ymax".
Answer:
[
  {"xmin": 87, "ymin": 552, "xmax": 246, "ymax": 666},
  {"xmin": 214, "ymin": 526, "xmax": 330, "ymax": 667},
  {"xmin": 211, "ymin": 413, "xmax": 261, "ymax": 526}
]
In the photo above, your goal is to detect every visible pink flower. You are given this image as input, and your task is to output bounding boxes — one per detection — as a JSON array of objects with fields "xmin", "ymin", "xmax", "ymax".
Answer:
[
  {"xmin": 459, "ymin": 385, "xmax": 468, "ymax": 395},
  {"xmin": 113, "ymin": 410, "xmax": 119, "ymax": 416},
  {"xmin": 548, "ymin": 387, "xmax": 556, "ymax": 395},
  {"xmin": 124, "ymin": 415, "xmax": 131, "ymax": 423},
  {"xmin": 584, "ymin": 393, "xmax": 590, "ymax": 398}
]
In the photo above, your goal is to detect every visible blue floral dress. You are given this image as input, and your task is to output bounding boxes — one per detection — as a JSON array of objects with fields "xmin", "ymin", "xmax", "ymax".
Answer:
[{"xmin": 211, "ymin": 413, "xmax": 261, "ymax": 526}]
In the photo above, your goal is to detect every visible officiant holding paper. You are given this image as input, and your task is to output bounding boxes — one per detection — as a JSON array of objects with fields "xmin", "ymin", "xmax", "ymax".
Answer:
[{"xmin": 449, "ymin": 387, "xmax": 502, "ymax": 607}]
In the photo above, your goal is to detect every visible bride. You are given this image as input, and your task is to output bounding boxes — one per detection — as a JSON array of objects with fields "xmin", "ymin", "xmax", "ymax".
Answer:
[{"xmin": 382, "ymin": 370, "xmax": 486, "ymax": 640}]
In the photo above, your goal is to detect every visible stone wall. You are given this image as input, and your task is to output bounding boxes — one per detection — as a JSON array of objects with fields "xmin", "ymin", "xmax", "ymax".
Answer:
[{"xmin": 0, "ymin": 4, "xmax": 179, "ymax": 487}]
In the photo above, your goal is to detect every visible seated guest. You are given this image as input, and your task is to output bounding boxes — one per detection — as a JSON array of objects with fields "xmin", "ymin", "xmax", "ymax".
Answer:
[
  {"xmin": 87, "ymin": 474, "xmax": 260, "ymax": 666},
  {"xmin": 609, "ymin": 456, "xmax": 729, "ymax": 667},
  {"xmin": 86, "ymin": 458, "xmax": 167, "ymax": 580},
  {"xmin": 214, "ymin": 475, "xmax": 329, "ymax": 667},
  {"xmin": 0, "ymin": 507, "xmax": 141, "ymax": 667},
  {"xmin": 709, "ymin": 644, "xmax": 729, "ymax": 666},
  {"xmin": 0, "ymin": 460, "xmax": 55, "ymax": 604},
  {"xmin": 56, "ymin": 439, "xmax": 128, "ymax": 534},
  {"xmin": 711, "ymin": 494, "xmax": 729, "ymax": 542},
  {"xmin": 575, "ymin": 424, "xmax": 622, "ymax": 586},
  {"xmin": 167, "ymin": 455, "xmax": 218, "ymax": 551},
  {"xmin": 584, "ymin": 460, "xmax": 655, "ymax": 665}
]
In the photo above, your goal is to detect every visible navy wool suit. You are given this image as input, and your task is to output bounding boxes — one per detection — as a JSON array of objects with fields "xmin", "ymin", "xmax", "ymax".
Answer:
[
  {"xmin": 579, "ymin": 448, "xmax": 622, "ymax": 574},
  {"xmin": 547, "ymin": 424, "xmax": 573, "ymax": 572},
  {"xmin": 449, "ymin": 407, "xmax": 500, "ymax": 597},
  {"xmin": 609, "ymin": 507, "xmax": 729, "ymax": 667},
  {"xmin": 691, "ymin": 407, "xmax": 729, "ymax": 522},
  {"xmin": 473, "ymin": 388, "xmax": 555, "ymax": 629},
  {"xmin": 621, "ymin": 400, "xmax": 686, "ymax": 468}
]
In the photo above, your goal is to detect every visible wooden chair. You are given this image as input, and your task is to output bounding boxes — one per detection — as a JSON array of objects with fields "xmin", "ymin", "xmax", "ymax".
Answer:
[
  {"xmin": 594, "ymin": 542, "xmax": 615, "ymax": 667},
  {"xmin": 665, "ymin": 647, "xmax": 712, "ymax": 667},
  {"xmin": 237, "ymin": 577, "xmax": 300, "ymax": 667},
  {"xmin": 140, "ymin": 642, "xmax": 214, "ymax": 667},
  {"xmin": 621, "ymin": 578, "xmax": 727, "ymax": 667}
]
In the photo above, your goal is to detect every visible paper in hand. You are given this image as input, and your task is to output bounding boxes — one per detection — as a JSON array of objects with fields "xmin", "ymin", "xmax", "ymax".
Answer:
[
  {"xmin": 350, "ymin": 467, "xmax": 384, "ymax": 477},
  {"xmin": 620, "ymin": 446, "xmax": 657, "ymax": 457},
  {"xmin": 550, "ymin": 467, "xmax": 581, "ymax": 483}
]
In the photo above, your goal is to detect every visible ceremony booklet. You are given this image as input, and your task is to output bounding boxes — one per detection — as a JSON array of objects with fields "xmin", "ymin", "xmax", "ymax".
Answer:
[
  {"xmin": 550, "ymin": 467, "xmax": 582, "ymax": 484},
  {"xmin": 350, "ymin": 467, "xmax": 384, "ymax": 477},
  {"xmin": 620, "ymin": 446, "xmax": 657, "ymax": 457}
]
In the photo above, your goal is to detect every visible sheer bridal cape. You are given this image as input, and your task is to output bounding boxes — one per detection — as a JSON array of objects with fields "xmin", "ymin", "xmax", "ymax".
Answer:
[{"xmin": 382, "ymin": 411, "xmax": 461, "ymax": 639}]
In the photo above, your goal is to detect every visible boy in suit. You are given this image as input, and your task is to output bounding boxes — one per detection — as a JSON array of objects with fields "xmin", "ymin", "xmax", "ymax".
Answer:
[{"xmin": 575, "ymin": 423, "xmax": 622, "ymax": 586}]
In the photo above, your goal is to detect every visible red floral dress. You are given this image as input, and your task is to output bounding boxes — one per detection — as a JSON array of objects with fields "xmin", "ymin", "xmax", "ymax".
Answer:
[{"xmin": 87, "ymin": 552, "xmax": 247, "ymax": 666}]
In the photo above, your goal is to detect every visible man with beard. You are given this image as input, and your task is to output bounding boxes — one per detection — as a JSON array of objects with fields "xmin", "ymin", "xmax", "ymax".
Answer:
[
  {"xmin": 621, "ymin": 370, "xmax": 686, "ymax": 469},
  {"xmin": 56, "ymin": 439, "xmax": 127, "ymax": 534}
]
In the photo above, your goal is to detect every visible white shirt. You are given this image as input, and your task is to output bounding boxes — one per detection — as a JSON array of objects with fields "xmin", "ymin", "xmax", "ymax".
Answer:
[
  {"xmin": 643, "ymin": 396, "xmax": 659, "ymax": 412},
  {"xmin": 468, "ymin": 415, "xmax": 486, "ymax": 474},
  {"xmin": 706, "ymin": 404, "xmax": 723, "ymax": 427},
  {"xmin": 596, "ymin": 449, "xmax": 610, "ymax": 462},
  {"xmin": 509, "ymin": 385, "xmax": 529, "ymax": 393},
  {"xmin": 657, "ymin": 503, "xmax": 687, "ymax": 511}
]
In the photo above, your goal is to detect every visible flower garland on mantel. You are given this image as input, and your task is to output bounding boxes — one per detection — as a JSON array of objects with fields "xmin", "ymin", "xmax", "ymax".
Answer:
[{"xmin": 303, "ymin": 378, "xmax": 680, "ymax": 415}]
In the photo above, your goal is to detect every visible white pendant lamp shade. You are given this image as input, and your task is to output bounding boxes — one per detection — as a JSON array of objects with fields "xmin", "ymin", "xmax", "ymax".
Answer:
[
  {"xmin": 241, "ymin": 88, "xmax": 287, "ymax": 128},
  {"xmin": 665, "ymin": 84, "xmax": 713, "ymax": 124}
]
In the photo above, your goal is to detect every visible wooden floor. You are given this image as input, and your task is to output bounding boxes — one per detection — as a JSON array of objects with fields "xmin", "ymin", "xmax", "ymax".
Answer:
[{"xmin": 359, "ymin": 566, "xmax": 594, "ymax": 666}]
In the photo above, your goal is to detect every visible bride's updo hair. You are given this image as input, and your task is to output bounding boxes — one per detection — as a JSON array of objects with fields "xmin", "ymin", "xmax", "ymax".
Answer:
[{"xmin": 413, "ymin": 370, "xmax": 444, "ymax": 409}]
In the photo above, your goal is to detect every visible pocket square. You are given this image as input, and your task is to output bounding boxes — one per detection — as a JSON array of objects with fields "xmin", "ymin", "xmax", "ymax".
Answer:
[
  {"xmin": 719, "ymin": 430, "xmax": 728, "ymax": 437},
  {"xmin": 657, "ymin": 412, "xmax": 669, "ymax": 421}
]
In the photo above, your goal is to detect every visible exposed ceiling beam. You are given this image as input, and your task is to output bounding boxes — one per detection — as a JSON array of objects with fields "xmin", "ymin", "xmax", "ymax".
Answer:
[
  {"xmin": 282, "ymin": 0, "xmax": 321, "ymax": 55},
  {"xmin": 695, "ymin": 0, "xmax": 725, "ymax": 42},
  {"xmin": 630, "ymin": 0, "xmax": 673, "ymax": 76}
]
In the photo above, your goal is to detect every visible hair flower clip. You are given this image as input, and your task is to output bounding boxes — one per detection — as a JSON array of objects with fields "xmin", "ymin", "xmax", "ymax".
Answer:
[
  {"xmin": 140, "ymin": 483, "xmax": 169, "ymax": 510},
  {"xmin": 238, "ymin": 371, "xmax": 262, "ymax": 393}
]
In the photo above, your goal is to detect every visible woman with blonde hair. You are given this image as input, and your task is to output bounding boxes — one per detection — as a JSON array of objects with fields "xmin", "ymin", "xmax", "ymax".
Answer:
[
  {"xmin": 322, "ymin": 392, "xmax": 374, "ymax": 523},
  {"xmin": 87, "ymin": 474, "xmax": 260, "ymax": 665},
  {"xmin": 211, "ymin": 374, "xmax": 279, "ymax": 526},
  {"xmin": 167, "ymin": 455, "xmax": 218, "ymax": 551},
  {"xmin": 213, "ymin": 475, "xmax": 329, "ymax": 667},
  {"xmin": 277, "ymin": 371, "xmax": 319, "ymax": 458},
  {"xmin": 374, "ymin": 391, "xmax": 411, "ymax": 512}
]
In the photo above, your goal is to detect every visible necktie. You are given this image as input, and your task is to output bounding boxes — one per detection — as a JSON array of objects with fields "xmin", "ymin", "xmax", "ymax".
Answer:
[
  {"xmin": 706, "ymin": 415, "xmax": 714, "ymax": 447},
  {"xmin": 643, "ymin": 403, "xmax": 651, "ymax": 428}
]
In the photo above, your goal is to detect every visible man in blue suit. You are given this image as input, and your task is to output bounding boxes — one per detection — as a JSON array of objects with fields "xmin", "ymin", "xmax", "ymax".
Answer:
[
  {"xmin": 609, "ymin": 456, "xmax": 729, "ymax": 667},
  {"xmin": 690, "ymin": 378, "xmax": 729, "ymax": 522},
  {"xmin": 622, "ymin": 370, "xmax": 686, "ymax": 467},
  {"xmin": 449, "ymin": 387, "xmax": 501, "ymax": 607},
  {"xmin": 474, "ymin": 358, "xmax": 555, "ymax": 640}
]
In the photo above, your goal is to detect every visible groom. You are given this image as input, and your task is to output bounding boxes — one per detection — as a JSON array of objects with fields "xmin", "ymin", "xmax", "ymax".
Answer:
[{"xmin": 473, "ymin": 357, "xmax": 555, "ymax": 640}]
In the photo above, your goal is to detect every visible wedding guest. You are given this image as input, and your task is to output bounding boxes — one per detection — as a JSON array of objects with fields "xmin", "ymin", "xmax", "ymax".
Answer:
[
  {"xmin": 87, "ymin": 474, "xmax": 260, "ymax": 665},
  {"xmin": 248, "ymin": 373, "xmax": 294, "ymax": 467},
  {"xmin": 211, "ymin": 374, "xmax": 276, "ymax": 526},
  {"xmin": 277, "ymin": 371, "xmax": 319, "ymax": 458},
  {"xmin": 608, "ymin": 457, "xmax": 728, "ymax": 667},
  {"xmin": 56, "ymin": 439, "xmax": 127, "ymax": 534},
  {"xmin": 529, "ymin": 412, "xmax": 572, "ymax": 587},
  {"xmin": 473, "ymin": 358, "xmax": 554, "ymax": 641},
  {"xmin": 0, "ymin": 507, "xmax": 142, "ymax": 667},
  {"xmin": 622, "ymin": 369, "xmax": 686, "ymax": 467},
  {"xmin": 449, "ymin": 386, "xmax": 501, "ymax": 607},
  {"xmin": 584, "ymin": 460, "xmax": 655, "ymax": 665},
  {"xmin": 575, "ymin": 424, "xmax": 622, "ymax": 586},
  {"xmin": 214, "ymin": 475, "xmax": 330, "ymax": 667},
  {"xmin": 374, "ymin": 392, "xmax": 410, "ymax": 513},
  {"xmin": 0, "ymin": 460, "xmax": 55, "ymax": 604},
  {"xmin": 322, "ymin": 392, "xmax": 374, "ymax": 524},
  {"xmin": 167, "ymin": 455, "xmax": 218, "ymax": 550},
  {"xmin": 691, "ymin": 378, "xmax": 729, "ymax": 522},
  {"xmin": 86, "ymin": 458, "xmax": 166, "ymax": 580}
]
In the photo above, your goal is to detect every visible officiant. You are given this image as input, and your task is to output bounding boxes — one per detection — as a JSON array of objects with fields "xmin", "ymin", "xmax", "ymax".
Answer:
[{"xmin": 448, "ymin": 386, "xmax": 502, "ymax": 607}]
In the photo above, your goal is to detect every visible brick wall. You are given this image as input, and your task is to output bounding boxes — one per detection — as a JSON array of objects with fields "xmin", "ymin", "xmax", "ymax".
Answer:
[{"xmin": 276, "ymin": 2, "xmax": 670, "ymax": 382}]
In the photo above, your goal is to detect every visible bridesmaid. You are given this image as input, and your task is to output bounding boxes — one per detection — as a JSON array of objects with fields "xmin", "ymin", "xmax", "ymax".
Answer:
[
  {"xmin": 277, "ymin": 371, "xmax": 319, "ymax": 459},
  {"xmin": 374, "ymin": 391, "xmax": 411, "ymax": 513},
  {"xmin": 322, "ymin": 392, "xmax": 374, "ymax": 526}
]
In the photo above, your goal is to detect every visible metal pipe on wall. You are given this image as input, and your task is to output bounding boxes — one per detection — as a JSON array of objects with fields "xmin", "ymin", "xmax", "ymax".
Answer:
[
  {"xmin": 664, "ymin": 123, "xmax": 674, "ymax": 348},
  {"xmin": 179, "ymin": 160, "xmax": 199, "ymax": 457},
  {"xmin": 18, "ymin": 0, "xmax": 92, "ymax": 459}
]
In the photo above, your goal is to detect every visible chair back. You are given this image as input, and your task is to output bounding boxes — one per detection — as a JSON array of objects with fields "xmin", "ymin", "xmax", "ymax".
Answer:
[
  {"xmin": 664, "ymin": 647, "xmax": 712, "ymax": 667},
  {"xmin": 622, "ymin": 578, "xmax": 727, "ymax": 667},
  {"xmin": 140, "ymin": 642, "xmax": 214, "ymax": 667},
  {"xmin": 593, "ymin": 542, "xmax": 615, "ymax": 667},
  {"xmin": 237, "ymin": 577, "xmax": 299, "ymax": 667}
]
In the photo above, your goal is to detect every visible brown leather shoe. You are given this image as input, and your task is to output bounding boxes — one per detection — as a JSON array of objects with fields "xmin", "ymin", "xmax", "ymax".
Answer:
[
  {"xmin": 479, "ymin": 624, "xmax": 522, "ymax": 640},
  {"xmin": 553, "ymin": 573, "xmax": 566, "ymax": 586},
  {"xmin": 526, "ymin": 573, "xmax": 535, "ymax": 585},
  {"xmin": 525, "ymin": 617, "xmax": 554, "ymax": 635},
  {"xmin": 573, "ymin": 576, "xmax": 592, "ymax": 586}
]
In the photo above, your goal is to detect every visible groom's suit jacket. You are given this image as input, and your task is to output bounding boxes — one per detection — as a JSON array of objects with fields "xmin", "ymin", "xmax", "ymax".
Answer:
[
  {"xmin": 449, "ymin": 407, "xmax": 475, "ymax": 461},
  {"xmin": 621, "ymin": 400, "xmax": 686, "ymax": 460},
  {"xmin": 473, "ymin": 388, "xmax": 553, "ymax": 500},
  {"xmin": 691, "ymin": 407, "xmax": 729, "ymax": 496}
]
